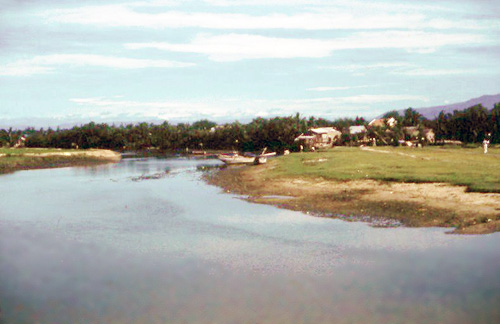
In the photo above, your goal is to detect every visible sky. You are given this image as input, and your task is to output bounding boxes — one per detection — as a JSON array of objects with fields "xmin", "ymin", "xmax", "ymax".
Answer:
[{"xmin": 1, "ymin": 0, "xmax": 499, "ymax": 128}]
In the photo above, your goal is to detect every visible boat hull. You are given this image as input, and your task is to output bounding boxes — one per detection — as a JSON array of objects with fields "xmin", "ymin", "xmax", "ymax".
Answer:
[{"xmin": 217, "ymin": 154, "xmax": 267, "ymax": 165}]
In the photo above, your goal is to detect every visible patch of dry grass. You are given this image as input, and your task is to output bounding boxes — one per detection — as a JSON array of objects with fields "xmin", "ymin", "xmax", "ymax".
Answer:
[{"xmin": 0, "ymin": 148, "xmax": 120, "ymax": 174}]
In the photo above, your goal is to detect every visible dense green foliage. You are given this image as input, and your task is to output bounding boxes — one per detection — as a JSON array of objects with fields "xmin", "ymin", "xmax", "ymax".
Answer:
[
  {"xmin": 0, "ymin": 115, "xmax": 366, "ymax": 153},
  {"xmin": 434, "ymin": 103, "xmax": 500, "ymax": 143},
  {"xmin": 1, "ymin": 102, "xmax": 499, "ymax": 151},
  {"xmin": 380, "ymin": 105, "xmax": 500, "ymax": 144}
]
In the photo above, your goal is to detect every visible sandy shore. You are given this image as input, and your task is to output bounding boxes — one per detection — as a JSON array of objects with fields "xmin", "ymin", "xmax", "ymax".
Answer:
[
  {"xmin": 20, "ymin": 149, "xmax": 122, "ymax": 161},
  {"xmin": 207, "ymin": 161, "xmax": 500, "ymax": 234},
  {"xmin": 0, "ymin": 149, "xmax": 121, "ymax": 174}
]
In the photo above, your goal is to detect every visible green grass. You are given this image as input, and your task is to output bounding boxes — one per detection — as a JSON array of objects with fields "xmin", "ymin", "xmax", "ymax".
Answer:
[
  {"xmin": 0, "ymin": 148, "xmax": 110, "ymax": 174},
  {"xmin": 269, "ymin": 146, "xmax": 500, "ymax": 193},
  {"xmin": 0, "ymin": 148, "xmax": 74, "ymax": 155}
]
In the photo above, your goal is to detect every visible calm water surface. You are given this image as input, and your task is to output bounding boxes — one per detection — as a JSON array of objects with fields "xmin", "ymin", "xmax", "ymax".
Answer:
[{"xmin": 1, "ymin": 157, "xmax": 499, "ymax": 323}]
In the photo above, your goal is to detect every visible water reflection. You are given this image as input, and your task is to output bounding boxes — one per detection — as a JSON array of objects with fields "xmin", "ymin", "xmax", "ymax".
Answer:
[{"xmin": 1, "ymin": 157, "xmax": 499, "ymax": 323}]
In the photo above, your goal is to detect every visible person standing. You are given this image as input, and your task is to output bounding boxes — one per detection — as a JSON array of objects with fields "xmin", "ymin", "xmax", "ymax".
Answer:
[{"xmin": 483, "ymin": 138, "xmax": 490, "ymax": 154}]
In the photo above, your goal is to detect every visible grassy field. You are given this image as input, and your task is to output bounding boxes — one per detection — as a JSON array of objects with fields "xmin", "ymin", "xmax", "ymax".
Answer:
[
  {"xmin": 271, "ymin": 146, "xmax": 500, "ymax": 193},
  {"xmin": 0, "ymin": 148, "xmax": 120, "ymax": 174}
]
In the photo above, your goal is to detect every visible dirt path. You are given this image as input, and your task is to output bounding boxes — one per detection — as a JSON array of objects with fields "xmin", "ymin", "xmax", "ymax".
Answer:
[{"xmin": 360, "ymin": 146, "xmax": 429, "ymax": 159}]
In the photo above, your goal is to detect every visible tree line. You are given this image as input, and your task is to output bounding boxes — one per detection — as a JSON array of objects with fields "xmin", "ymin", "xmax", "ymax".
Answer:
[
  {"xmin": 0, "ymin": 114, "xmax": 364, "ymax": 152},
  {"xmin": 1, "ymin": 103, "xmax": 499, "ymax": 152},
  {"xmin": 369, "ymin": 103, "xmax": 500, "ymax": 145},
  {"xmin": 434, "ymin": 103, "xmax": 500, "ymax": 143}
]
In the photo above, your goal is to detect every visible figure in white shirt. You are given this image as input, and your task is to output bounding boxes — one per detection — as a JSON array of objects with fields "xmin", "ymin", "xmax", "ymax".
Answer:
[{"xmin": 483, "ymin": 138, "xmax": 490, "ymax": 154}]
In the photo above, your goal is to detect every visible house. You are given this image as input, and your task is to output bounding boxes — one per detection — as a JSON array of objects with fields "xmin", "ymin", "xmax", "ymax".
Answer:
[
  {"xmin": 424, "ymin": 129, "xmax": 436, "ymax": 143},
  {"xmin": 349, "ymin": 125, "xmax": 367, "ymax": 135},
  {"xmin": 403, "ymin": 126, "xmax": 435, "ymax": 143},
  {"xmin": 295, "ymin": 127, "xmax": 342, "ymax": 150},
  {"xmin": 368, "ymin": 117, "xmax": 397, "ymax": 128},
  {"xmin": 13, "ymin": 135, "xmax": 27, "ymax": 148},
  {"xmin": 210, "ymin": 125, "xmax": 225, "ymax": 133},
  {"xmin": 348, "ymin": 125, "xmax": 369, "ymax": 144}
]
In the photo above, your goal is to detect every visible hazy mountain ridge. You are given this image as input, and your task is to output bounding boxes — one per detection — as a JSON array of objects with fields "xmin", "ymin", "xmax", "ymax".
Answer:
[{"xmin": 399, "ymin": 94, "xmax": 500, "ymax": 119}]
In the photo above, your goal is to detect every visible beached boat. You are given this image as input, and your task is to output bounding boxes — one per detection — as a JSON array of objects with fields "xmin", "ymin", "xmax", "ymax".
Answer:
[
  {"xmin": 217, "ymin": 153, "xmax": 265, "ymax": 165},
  {"xmin": 217, "ymin": 148, "xmax": 276, "ymax": 165}
]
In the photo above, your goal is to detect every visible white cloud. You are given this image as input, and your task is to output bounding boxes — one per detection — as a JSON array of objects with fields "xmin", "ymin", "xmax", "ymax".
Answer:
[
  {"xmin": 41, "ymin": 4, "xmax": 490, "ymax": 31},
  {"xmin": 129, "ymin": 0, "xmax": 181, "ymax": 7},
  {"xmin": 69, "ymin": 97, "xmax": 239, "ymax": 120},
  {"xmin": 276, "ymin": 94, "xmax": 428, "ymax": 105},
  {"xmin": 126, "ymin": 31, "xmax": 487, "ymax": 61},
  {"xmin": 0, "ymin": 54, "xmax": 194, "ymax": 76},
  {"xmin": 335, "ymin": 94, "xmax": 428, "ymax": 104},
  {"xmin": 68, "ymin": 94, "xmax": 428, "ymax": 121},
  {"xmin": 126, "ymin": 34, "xmax": 334, "ymax": 61},
  {"xmin": 307, "ymin": 85, "xmax": 371, "ymax": 91},
  {"xmin": 0, "ymin": 64, "xmax": 53, "ymax": 77},
  {"xmin": 392, "ymin": 68, "xmax": 479, "ymax": 76},
  {"xmin": 202, "ymin": 0, "xmax": 454, "ymax": 13},
  {"xmin": 339, "ymin": 30, "xmax": 485, "ymax": 51},
  {"xmin": 202, "ymin": 0, "xmax": 323, "ymax": 5},
  {"xmin": 323, "ymin": 63, "xmax": 413, "ymax": 71},
  {"xmin": 35, "ymin": 54, "xmax": 193, "ymax": 69},
  {"xmin": 322, "ymin": 63, "xmax": 493, "ymax": 77}
]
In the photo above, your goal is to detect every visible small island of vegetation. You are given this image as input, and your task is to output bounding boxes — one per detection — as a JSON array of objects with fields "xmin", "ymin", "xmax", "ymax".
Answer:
[{"xmin": 0, "ymin": 148, "xmax": 121, "ymax": 174}]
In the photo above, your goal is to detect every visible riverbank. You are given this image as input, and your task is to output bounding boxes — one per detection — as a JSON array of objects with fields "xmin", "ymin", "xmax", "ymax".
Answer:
[
  {"xmin": 207, "ymin": 147, "xmax": 500, "ymax": 234},
  {"xmin": 0, "ymin": 148, "xmax": 121, "ymax": 174}
]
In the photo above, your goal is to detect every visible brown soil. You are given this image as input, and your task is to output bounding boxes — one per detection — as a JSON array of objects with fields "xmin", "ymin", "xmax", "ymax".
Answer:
[{"xmin": 206, "ymin": 161, "xmax": 500, "ymax": 234}]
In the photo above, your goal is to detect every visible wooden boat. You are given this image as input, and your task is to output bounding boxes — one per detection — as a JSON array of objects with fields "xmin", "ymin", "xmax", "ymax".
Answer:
[
  {"xmin": 217, "ymin": 153, "xmax": 266, "ymax": 165},
  {"xmin": 217, "ymin": 148, "xmax": 276, "ymax": 165}
]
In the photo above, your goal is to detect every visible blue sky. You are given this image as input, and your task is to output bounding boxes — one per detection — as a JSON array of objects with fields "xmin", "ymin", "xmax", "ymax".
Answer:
[{"xmin": 1, "ymin": 0, "xmax": 499, "ymax": 127}]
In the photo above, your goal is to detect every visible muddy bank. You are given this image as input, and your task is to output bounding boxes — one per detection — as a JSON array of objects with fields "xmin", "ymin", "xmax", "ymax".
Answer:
[
  {"xmin": 206, "ymin": 161, "xmax": 500, "ymax": 234},
  {"xmin": 0, "ymin": 149, "xmax": 121, "ymax": 174}
]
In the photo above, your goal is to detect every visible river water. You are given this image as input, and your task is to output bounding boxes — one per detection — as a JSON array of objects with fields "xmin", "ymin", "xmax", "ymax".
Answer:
[{"xmin": 1, "ymin": 157, "xmax": 499, "ymax": 323}]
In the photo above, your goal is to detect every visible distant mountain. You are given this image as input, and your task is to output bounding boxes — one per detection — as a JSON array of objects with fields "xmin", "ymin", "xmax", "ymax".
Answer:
[{"xmin": 399, "ymin": 94, "xmax": 500, "ymax": 119}]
